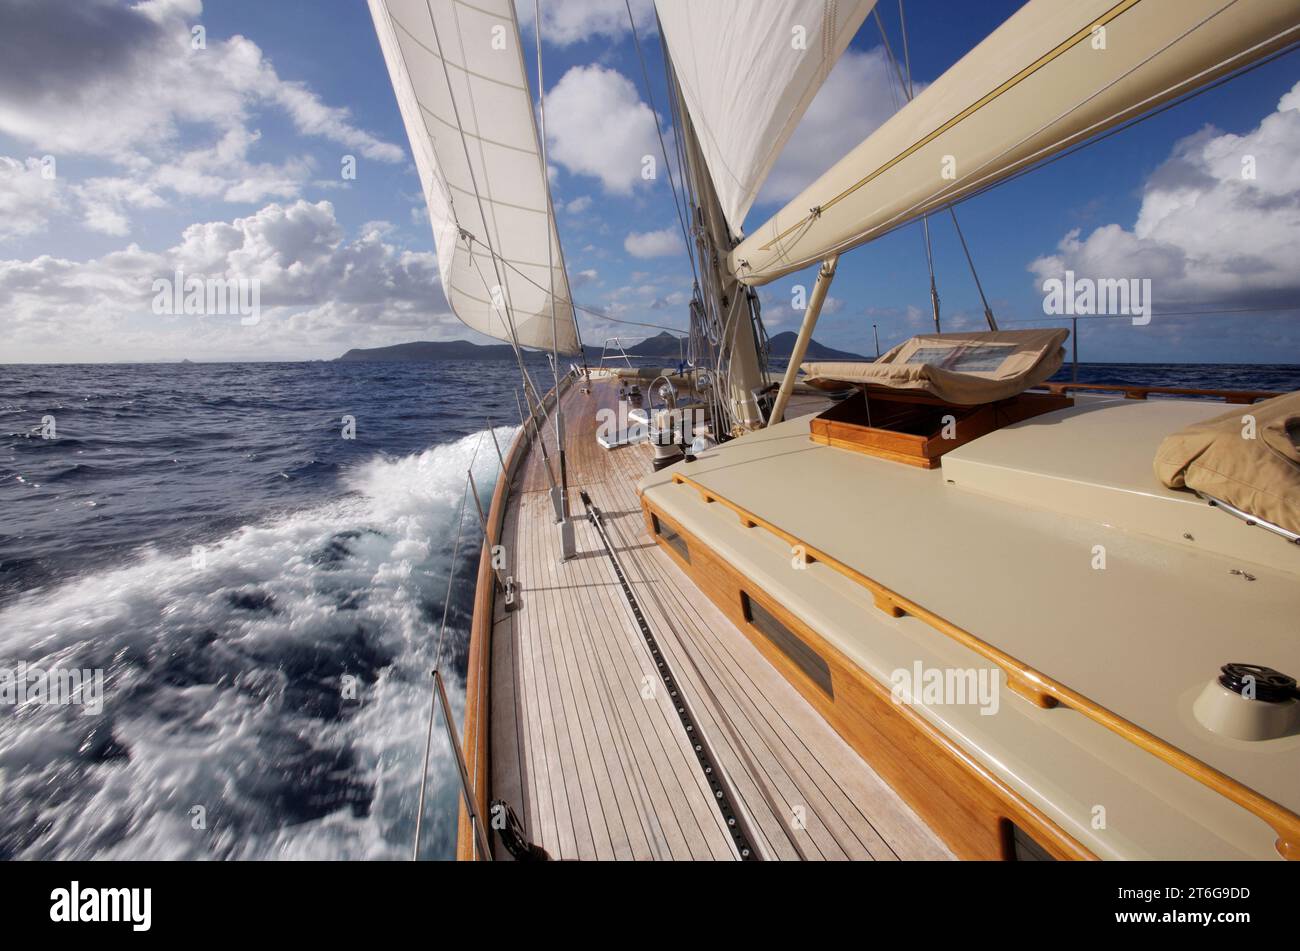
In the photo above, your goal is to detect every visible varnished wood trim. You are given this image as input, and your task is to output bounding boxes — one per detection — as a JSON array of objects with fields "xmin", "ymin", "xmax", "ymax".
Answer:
[
  {"xmin": 1038, "ymin": 382, "xmax": 1281, "ymax": 404},
  {"xmin": 661, "ymin": 474, "xmax": 1300, "ymax": 859},
  {"xmin": 456, "ymin": 378, "xmax": 569, "ymax": 861},
  {"xmin": 644, "ymin": 501, "xmax": 1091, "ymax": 861}
]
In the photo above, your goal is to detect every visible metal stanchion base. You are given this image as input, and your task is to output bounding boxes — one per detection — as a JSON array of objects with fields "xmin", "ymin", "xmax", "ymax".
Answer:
[{"xmin": 557, "ymin": 517, "xmax": 576, "ymax": 563}]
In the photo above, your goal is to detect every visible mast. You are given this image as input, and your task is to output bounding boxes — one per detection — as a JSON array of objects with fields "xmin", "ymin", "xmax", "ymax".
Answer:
[
  {"xmin": 670, "ymin": 80, "xmax": 768, "ymax": 434},
  {"xmin": 654, "ymin": 0, "xmax": 879, "ymax": 432}
]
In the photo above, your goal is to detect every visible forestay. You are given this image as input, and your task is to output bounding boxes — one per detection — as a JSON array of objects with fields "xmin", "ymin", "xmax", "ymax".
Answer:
[
  {"xmin": 655, "ymin": 0, "xmax": 877, "ymax": 238},
  {"xmin": 370, "ymin": 0, "xmax": 580, "ymax": 354},
  {"xmin": 730, "ymin": 0, "xmax": 1300, "ymax": 285}
]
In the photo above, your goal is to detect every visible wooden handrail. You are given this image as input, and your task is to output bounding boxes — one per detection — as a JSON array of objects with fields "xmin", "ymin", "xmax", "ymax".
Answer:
[
  {"xmin": 668, "ymin": 471, "xmax": 1300, "ymax": 859},
  {"xmin": 1037, "ymin": 382, "xmax": 1282, "ymax": 404}
]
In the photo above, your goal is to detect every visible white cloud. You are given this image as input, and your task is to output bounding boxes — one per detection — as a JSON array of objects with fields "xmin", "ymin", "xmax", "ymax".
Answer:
[
  {"xmin": 0, "ymin": 0, "xmax": 402, "ymax": 236},
  {"xmin": 624, "ymin": 227, "xmax": 682, "ymax": 258},
  {"xmin": 0, "ymin": 200, "xmax": 452, "ymax": 361},
  {"xmin": 755, "ymin": 48, "xmax": 902, "ymax": 212},
  {"xmin": 545, "ymin": 65, "xmax": 661, "ymax": 194},
  {"xmin": 571, "ymin": 268, "xmax": 599, "ymax": 288},
  {"xmin": 565, "ymin": 195, "xmax": 593, "ymax": 214},
  {"xmin": 0, "ymin": 157, "xmax": 66, "ymax": 240},
  {"xmin": 517, "ymin": 0, "xmax": 654, "ymax": 46},
  {"xmin": 1029, "ymin": 81, "xmax": 1300, "ymax": 311}
]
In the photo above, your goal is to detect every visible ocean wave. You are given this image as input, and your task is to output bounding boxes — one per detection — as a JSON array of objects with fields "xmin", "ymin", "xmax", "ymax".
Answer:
[{"xmin": 0, "ymin": 427, "xmax": 514, "ymax": 860}]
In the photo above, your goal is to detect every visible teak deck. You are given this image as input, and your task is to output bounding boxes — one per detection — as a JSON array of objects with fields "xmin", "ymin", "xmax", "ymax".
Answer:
[{"xmin": 480, "ymin": 380, "xmax": 950, "ymax": 860}]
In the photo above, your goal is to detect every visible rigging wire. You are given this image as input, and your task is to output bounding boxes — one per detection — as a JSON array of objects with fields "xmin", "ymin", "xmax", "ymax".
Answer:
[
  {"xmin": 624, "ymin": 0, "xmax": 698, "ymax": 289},
  {"xmin": 650, "ymin": 4, "xmax": 740, "ymax": 433},
  {"xmin": 769, "ymin": 6, "xmax": 1300, "ymax": 286},
  {"xmin": 534, "ymin": 0, "xmax": 570, "ymax": 522},
  {"xmin": 414, "ymin": 430, "xmax": 486, "ymax": 860},
  {"xmin": 893, "ymin": 1, "xmax": 942, "ymax": 332},
  {"xmin": 879, "ymin": 2, "xmax": 1007, "ymax": 333}
]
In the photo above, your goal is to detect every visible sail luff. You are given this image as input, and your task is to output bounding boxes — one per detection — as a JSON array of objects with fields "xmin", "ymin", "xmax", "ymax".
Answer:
[
  {"xmin": 730, "ymin": 0, "xmax": 1300, "ymax": 286},
  {"xmin": 654, "ymin": 0, "xmax": 878, "ymax": 238},
  {"xmin": 369, "ymin": 0, "xmax": 580, "ymax": 354}
]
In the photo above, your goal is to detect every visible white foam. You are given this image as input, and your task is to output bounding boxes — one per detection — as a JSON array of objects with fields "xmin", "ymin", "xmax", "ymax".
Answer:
[{"xmin": 0, "ymin": 427, "xmax": 515, "ymax": 859}]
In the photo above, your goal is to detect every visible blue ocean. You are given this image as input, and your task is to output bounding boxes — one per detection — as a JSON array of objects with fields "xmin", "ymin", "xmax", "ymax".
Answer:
[{"xmin": 1, "ymin": 358, "xmax": 1297, "ymax": 860}]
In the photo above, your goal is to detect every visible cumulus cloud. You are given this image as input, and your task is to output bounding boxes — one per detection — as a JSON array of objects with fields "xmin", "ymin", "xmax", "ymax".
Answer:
[
  {"xmin": 0, "ymin": 200, "xmax": 453, "ymax": 361},
  {"xmin": 545, "ymin": 65, "xmax": 661, "ymax": 194},
  {"xmin": 0, "ymin": 157, "xmax": 66, "ymax": 239},
  {"xmin": 565, "ymin": 195, "xmax": 593, "ymax": 214},
  {"xmin": 624, "ymin": 227, "xmax": 682, "ymax": 259},
  {"xmin": 517, "ymin": 0, "xmax": 654, "ymax": 46},
  {"xmin": 755, "ymin": 48, "xmax": 902, "ymax": 213},
  {"xmin": 1029, "ymin": 81, "xmax": 1300, "ymax": 311},
  {"xmin": 0, "ymin": 0, "xmax": 402, "ymax": 236}
]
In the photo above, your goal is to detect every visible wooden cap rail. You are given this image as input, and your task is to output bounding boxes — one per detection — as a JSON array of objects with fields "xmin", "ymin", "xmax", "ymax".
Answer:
[
  {"xmin": 1037, "ymin": 382, "xmax": 1282, "ymax": 404},
  {"xmin": 668, "ymin": 471, "xmax": 1300, "ymax": 858},
  {"xmin": 457, "ymin": 377, "xmax": 572, "ymax": 861}
]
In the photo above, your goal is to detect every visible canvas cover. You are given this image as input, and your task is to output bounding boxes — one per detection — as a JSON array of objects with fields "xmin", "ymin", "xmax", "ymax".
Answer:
[
  {"xmin": 802, "ymin": 328, "xmax": 1068, "ymax": 405},
  {"xmin": 1154, "ymin": 390, "xmax": 1300, "ymax": 536},
  {"xmin": 730, "ymin": 0, "xmax": 1300, "ymax": 285}
]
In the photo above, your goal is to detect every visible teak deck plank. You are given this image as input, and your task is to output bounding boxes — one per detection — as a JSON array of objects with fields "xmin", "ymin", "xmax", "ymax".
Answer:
[{"xmin": 487, "ymin": 379, "xmax": 950, "ymax": 861}]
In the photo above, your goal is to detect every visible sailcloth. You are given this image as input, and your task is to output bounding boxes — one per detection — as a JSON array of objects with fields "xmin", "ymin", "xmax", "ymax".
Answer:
[
  {"xmin": 655, "ymin": 0, "xmax": 877, "ymax": 238},
  {"xmin": 369, "ymin": 0, "xmax": 579, "ymax": 354},
  {"xmin": 730, "ymin": 0, "xmax": 1300, "ymax": 285}
]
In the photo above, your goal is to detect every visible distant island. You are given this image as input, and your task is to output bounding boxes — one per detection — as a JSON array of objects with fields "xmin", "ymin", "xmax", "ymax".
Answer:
[{"xmin": 336, "ymin": 331, "xmax": 867, "ymax": 363}]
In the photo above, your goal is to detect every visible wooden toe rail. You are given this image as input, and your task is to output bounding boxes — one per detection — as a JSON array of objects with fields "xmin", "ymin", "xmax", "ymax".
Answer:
[{"xmin": 1037, "ymin": 382, "xmax": 1281, "ymax": 404}]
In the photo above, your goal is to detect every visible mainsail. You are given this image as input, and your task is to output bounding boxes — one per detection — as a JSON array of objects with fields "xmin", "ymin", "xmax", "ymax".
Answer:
[
  {"xmin": 730, "ymin": 0, "xmax": 1300, "ymax": 285},
  {"xmin": 655, "ymin": 0, "xmax": 877, "ymax": 237},
  {"xmin": 369, "ymin": 0, "xmax": 580, "ymax": 354}
]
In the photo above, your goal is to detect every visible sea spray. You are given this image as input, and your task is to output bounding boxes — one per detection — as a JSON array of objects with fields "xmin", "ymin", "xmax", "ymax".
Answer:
[{"xmin": 0, "ymin": 427, "xmax": 515, "ymax": 860}]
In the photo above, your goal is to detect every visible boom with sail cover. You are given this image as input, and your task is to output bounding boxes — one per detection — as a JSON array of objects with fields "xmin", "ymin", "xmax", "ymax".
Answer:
[
  {"xmin": 731, "ymin": 0, "xmax": 1300, "ymax": 285},
  {"xmin": 370, "ymin": 0, "xmax": 580, "ymax": 354},
  {"xmin": 655, "ymin": 0, "xmax": 877, "ymax": 238}
]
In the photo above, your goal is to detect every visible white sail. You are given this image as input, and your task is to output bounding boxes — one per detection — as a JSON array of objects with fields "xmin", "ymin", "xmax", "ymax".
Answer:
[
  {"xmin": 655, "ymin": 0, "xmax": 877, "ymax": 237},
  {"xmin": 731, "ymin": 0, "xmax": 1300, "ymax": 285},
  {"xmin": 369, "ymin": 0, "xmax": 580, "ymax": 354}
]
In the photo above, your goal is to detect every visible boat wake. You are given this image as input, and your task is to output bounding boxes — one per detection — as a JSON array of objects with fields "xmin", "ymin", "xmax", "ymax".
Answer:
[{"xmin": 0, "ymin": 428, "xmax": 512, "ymax": 860}]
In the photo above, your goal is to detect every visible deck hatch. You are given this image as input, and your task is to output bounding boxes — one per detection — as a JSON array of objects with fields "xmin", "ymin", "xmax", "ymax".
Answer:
[
  {"xmin": 652, "ymin": 514, "xmax": 690, "ymax": 563},
  {"xmin": 741, "ymin": 592, "xmax": 833, "ymax": 698}
]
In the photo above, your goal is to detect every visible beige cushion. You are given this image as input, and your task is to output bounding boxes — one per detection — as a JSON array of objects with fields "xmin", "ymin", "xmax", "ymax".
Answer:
[
  {"xmin": 802, "ymin": 328, "xmax": 1068, "ymax": 405},
  {"xmin": 1154, "ymin": 390, "xmax": 1300, "ymax": 535}
]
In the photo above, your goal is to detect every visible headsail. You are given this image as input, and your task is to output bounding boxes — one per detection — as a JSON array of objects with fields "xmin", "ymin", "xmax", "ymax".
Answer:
[
  {"xmin": 369, "ymin": 0, "xmax": 580, "ymax": 354},
  {"xmin": 654, "ymin": 0, "xmax": 877, "ymax": 238},
  {"xmin": 730, "ymin": 0, "xmax": 1300, "ymax": 285}
]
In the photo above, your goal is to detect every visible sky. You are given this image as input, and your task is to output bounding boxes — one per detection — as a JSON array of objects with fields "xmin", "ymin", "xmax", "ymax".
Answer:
[{"xmin": 1, "ymin": 0, "xmax": 1298, "ymax": 364}]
